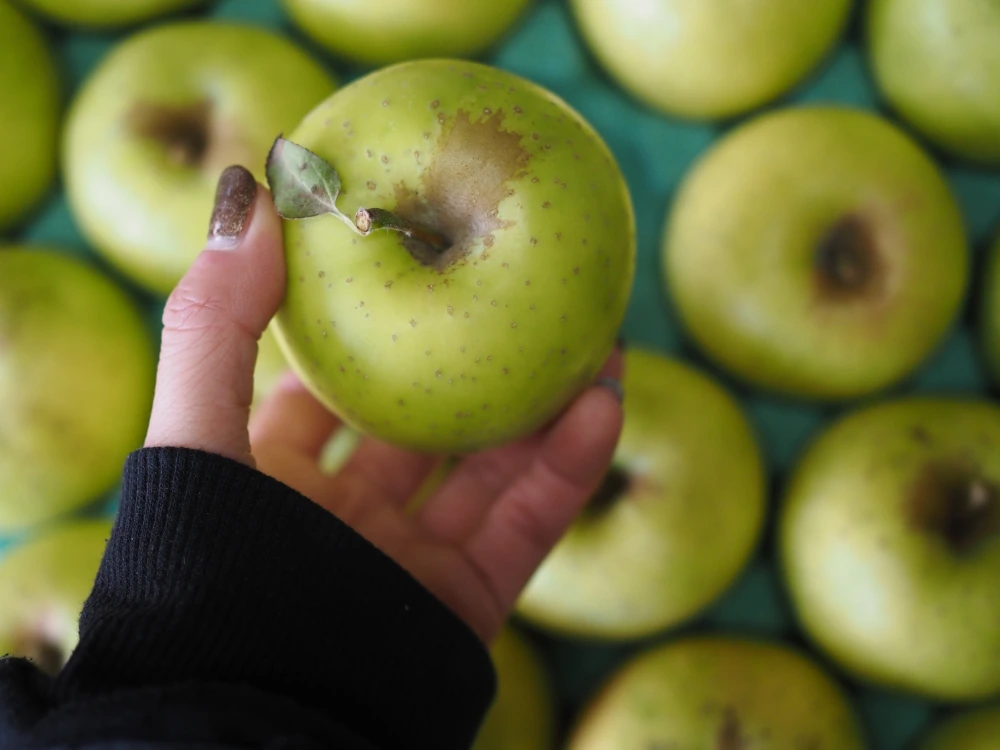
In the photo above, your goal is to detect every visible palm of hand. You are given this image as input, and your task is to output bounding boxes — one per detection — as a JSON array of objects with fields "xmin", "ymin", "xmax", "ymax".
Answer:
[{"xmin": 250, "ymin": 369, "xmax": 622, "ymax": 644}]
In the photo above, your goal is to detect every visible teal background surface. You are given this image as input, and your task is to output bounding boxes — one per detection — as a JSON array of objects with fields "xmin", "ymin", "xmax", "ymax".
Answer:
[{"xmin": 3, "ymin": 0, "xmax": 1000, "ymax": 746}]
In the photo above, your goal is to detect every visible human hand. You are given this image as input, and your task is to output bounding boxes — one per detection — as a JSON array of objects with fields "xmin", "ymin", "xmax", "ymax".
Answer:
[{"xmin": 144, "ymin": 166, "xmax": 625, "ymax": 644}]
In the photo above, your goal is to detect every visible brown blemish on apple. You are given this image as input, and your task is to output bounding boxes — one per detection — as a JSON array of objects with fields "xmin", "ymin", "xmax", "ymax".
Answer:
[
  {"xmin": 390, "ymin": 109, "xmax": 531, "ymax": 269},
  {"xmin": 813, "ymin": 215, "xmax": 887, "ymax": 302},
  {"xmin": 126, "ymin": 99, "xmax": 241, "ymax": 171},
  {"xmin": 908, "ymin": 461, "xmax": 1000, "ymax": 555},
  {"xmin": 13, "ymin": 630, "xmax": 65, "ymax": 676},
  {"xmin": 716, "ymin": 708, "xmax": 746, "ymax": 750},
  {"xmin": 587, "ymin": 465, "xmax": 632, "ymax": 516}
]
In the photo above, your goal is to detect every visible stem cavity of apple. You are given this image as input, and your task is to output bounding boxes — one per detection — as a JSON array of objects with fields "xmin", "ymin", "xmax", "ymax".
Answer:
[
  {"xmin": 265, "ymin": 137, "xmax": 450, "ymax": 253},
  {"xmin": 910, "ymin": 464, "xmax": 1000, "ymax": 555},
  {"xmin": 814, "ymin": 215, "xmax": 882, "ymax": 298}
]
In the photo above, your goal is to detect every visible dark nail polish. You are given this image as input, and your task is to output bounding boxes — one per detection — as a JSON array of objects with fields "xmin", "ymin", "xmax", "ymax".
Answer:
[
  {"xmin": 206, "ymin": 165, "xmax": 257, "ymax": 250},
  {"xmin": 596, "ymin": 377, "xmax": 624, "ymax": 404}
]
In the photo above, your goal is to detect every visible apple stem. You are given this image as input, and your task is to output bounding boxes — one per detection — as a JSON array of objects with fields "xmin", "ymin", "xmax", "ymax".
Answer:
[{"xmin": 354, "ymin": 208, "xmax": 450, "ymax": 252}]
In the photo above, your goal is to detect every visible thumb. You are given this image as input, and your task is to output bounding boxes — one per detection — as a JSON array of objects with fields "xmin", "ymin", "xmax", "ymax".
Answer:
[{"xmin": 144, "ymin": 165, "xmax": 286, "ymax": 466}]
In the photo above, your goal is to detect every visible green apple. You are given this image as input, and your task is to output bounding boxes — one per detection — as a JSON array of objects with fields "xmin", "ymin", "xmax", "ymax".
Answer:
[
  {"xmin": 16, "ymin": 0, "xmax": 208, "ymax": 28},
  {"xmin": 252, "ymin": 325, "xmax": 289, "ymax": 412},
  {"xmin": 980, "ymin": 233, "xmax": 1000, "ymax": 385},
  {"xmin": 780, "ymin": 398, "xmax": 1000, "ymax": 701},
  {"xmin": 0, "ymin": 0, "xmax": 59, "ymax": 231},
  {"xmin": 569, "ymin": 636, "xmax": 865, "ymax": 749},
  {"xmin": 664, "ymin": 106, "xmax": 968, "ymax": 401},
  {"xmin": 916, "ymin": 704, "xmax": 1000, "ymax": 750},
  {"xmin": 281, "ymin": 0, "xmax": 533, "ymax": 67},
  {"xmin": 0, "ymin": 519, "xmax": 111, "ymax": 673},
  {"xmin": 570, "ymin": 0, "xmax": 851, "ymax": 120},
  {"xmin": 473, "ymin": 626, "xmax": 553, "ymax": 750},
  {"xmin": 868, "ymin": 0, "xmax": 1000, "ymax": 166},
  {"xmin": 63, "ymin": 22, "xmax": 336, "ymax": 296},
  {"xmin": 269, "ymin": 59, "xmax": 635, "ymax": 454},
  {"xmin": 0, "ymin": 248, "xmax": 155, "ymax": 535},
  {"xmin": 515, "ymin": 348, "xmax": 765, "ymax": 640}
]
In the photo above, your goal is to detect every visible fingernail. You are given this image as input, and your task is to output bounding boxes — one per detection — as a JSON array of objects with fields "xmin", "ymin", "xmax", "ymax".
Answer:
[
  {"xmin": 596, "ymin": 377, "xmax": 624, "ymax": 404},
  {"xmin": 206, "ymin": 165, "xmax": 257, "ymax": 251}
]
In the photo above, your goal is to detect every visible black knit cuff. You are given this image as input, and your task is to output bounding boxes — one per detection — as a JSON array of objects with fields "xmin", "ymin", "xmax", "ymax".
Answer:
[{"xmin": 59, "ymin": 447, "xmax": 496, "ymax": 750}]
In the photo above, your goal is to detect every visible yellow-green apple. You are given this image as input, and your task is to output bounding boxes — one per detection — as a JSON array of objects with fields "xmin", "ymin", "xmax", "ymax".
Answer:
[
  {"xmin": 266, "ymin": 59, "xmax": 635, "ymax": 454},
  {"xmin": 664, "ymin": 106, "xmax": 968, "ymax": 401},
  {"xmin": 916, "ymin": 704, "xmax": 1000, "ymax": 750},
  {"xmin": 252, "ymin": 325, "xmax": 289, "ymax": 412},
  {"xmin": 63, "ymin": 22, "xmax": 336, "ymax": 296},
  {"xmin": 868, "ymin": 0, "xmax": 1000, "ymax": 166},
  {"xmin": 780, "ymin": 398, "xmax": 1000, "ymax": 701},
  {"xmin": 0, "ymin": 519, "xmax": 111, "ymax": 673},
  {"xmin": 281, "ymin": 0, "xmax": 533, "ymax": 67},
  {"xmin": 0, "ymin": 0, "xmax": 59, "ymax": 231},
  {"xmin": 570, "ymin": 0, "xmax": 851, "ymax": 120},
  {"xmin": 980, "ymin": 233, "xmax": 1000, "ymax": 385},
  {"xmin": 515, "ymin": 348, "xmax": 765, "ymax": 640},
  {"xmin": 568, "ymin": 636, "xmax": 865, "ymax": 749},
  {"xmin": 473, "ymin": 626, "xmax": 553, "ymax": 750},
  {"xmin": 0, "ymin": 248, "xmax": 155, "ymax": 535},
  {"xmin": 15, "ymin": 0, "xmax": 207, "ymax": 28}
]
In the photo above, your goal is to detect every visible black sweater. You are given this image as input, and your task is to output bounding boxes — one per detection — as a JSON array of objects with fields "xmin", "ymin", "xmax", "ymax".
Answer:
[{"xmin": 0, "ymin": 448, "xmax": 497, "ymax": 749}]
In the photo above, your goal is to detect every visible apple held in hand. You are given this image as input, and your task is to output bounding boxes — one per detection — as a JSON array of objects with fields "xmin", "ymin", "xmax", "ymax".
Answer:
[
  {"xmin": 515, "ymin": 348, "xmax": 765, "ymax": 640},
  {"xmin": 868, "ymin": 0, "xmax": 1000, "ymax": 166},
  {"xmin": 570, "ymin": 0, "xmax": 851, "ymax": 120},
  {"xmin": 780, "ymin": 398, "xmax": 1000, "ymax": 701},
  {"xmin": 0, "ymin": 0, "xmax": 59, "ymax": 231},
  {"xmin": 916, "ymin": 704, "xmax": 1000, "ymax": 750},
  {"xmin": 0, "ymin": 248, "xmax": 155, "ymax": 535},
  {"xmin": 282, "ymin": 0, "xmax": 533, "ymax": 67},
  {"xmin": 569, "ymin": 636, "xmax": 865, "ymax": 749},
  {"xmin": 664, "ymin": 106, "xmax": 968, "ymax": 401},
  {"xmin": 473, "ymin": 627, "xmax": 553, "ymax": 750},
  {"xmin": 268, "ymin": 60, "xmax": 635, "ymax": 453},
  {"xmin": 63, "ymin": 22, "xmax": 336, "ymax": 295},
  {"xmin": 16, "ymin": 0, "xmax": 207, "ymax": 27},
  {"xmin": 0, "ymin": 520, "xmax": 111, "ymax": 673}
]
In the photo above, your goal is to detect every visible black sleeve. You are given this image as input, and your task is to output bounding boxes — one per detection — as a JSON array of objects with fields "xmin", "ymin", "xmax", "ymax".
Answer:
[{"xmin": 0, "ymin": 447, "xmax": 496, "ymax": 750}]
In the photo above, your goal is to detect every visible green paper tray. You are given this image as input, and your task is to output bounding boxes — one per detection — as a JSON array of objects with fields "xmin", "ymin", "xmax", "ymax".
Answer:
[{"xmin": 4, "ymin": 0, "xmax": 1000, "ymax": 746}]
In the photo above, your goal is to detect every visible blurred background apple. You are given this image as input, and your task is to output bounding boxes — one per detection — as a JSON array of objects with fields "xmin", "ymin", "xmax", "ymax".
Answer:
[
  {"xmin": 0, "ymin": 248, "xmax": 155, "ymax": 535},
  {"xmin": 0, "ymin": 519, "xmax": 112, "ymax": 672},
  {"xmin": 868, "ymin": 0, "xmax": 1000, "ymax": 166},
  {"xmin": 569, "ymin": 0, "xmax": 851, "ymax": 120},
  {"xmin": 0, "ymin": 0, "xmax": 60, "ymax": 231},
  {"xmin": 15, "ymin": 0, "xmax": 209, "ymax": 28},
  {"xmin": 516, "ymin": 348, "xmax": 765, "ymax": 640}
]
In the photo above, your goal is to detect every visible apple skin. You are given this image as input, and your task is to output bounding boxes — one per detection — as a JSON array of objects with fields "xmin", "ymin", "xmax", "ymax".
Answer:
[
  {"xmin": 0, "ymin": 248, "xmax": 155, "ymax": 535},
  {"xmin": 663, "ymin": 106, "xmax": 968, "ymax": 401},
  {"xmin": 570, "ymin": 0, "xmax": 850, "ymax": 120},
  {"xmin": 980, "ymin": 233, "xmax": 1000, "ymax": 386},
  {"xmin": 15, "ymin": 0, "xmax": 208, "ymax": 27},
  {"xmin": 868, "ymin": 0, "xmax": 1000, "ymax": 167},
  {"xmin": 274, "ymin": 59, "xmax": 635, "ymax": 454},
  {"xmin": 780, "ymin": 398, "xmax": 1000, "ymax": 701},
  {"xmin": 473, "ymin": 627, "xmax": 553, "ymax": 750},
  {"xmin": 569, "ymin": 636, "xmax": 865, "ymax": 749},
  {"xmin": 515, "ymin": 348, "xmax": 765, "ymax": 640},
  {"xmin": 0, "ymin": 0, "xmax": 59, "ymax": 231},
  {"xmin": 0, "ymin": 519, "xmax": 111, "ymax": 671},
  {"xmin": 281, "ymin": 0, "xmax": 533, "ymax": 67},
  {"xmin": 64, "ymin": 22, "xmax": 336, "ymax": 296},
  {"xmin": 916, "ymin": 704, "xmax": 1000, "ymax": 750}
]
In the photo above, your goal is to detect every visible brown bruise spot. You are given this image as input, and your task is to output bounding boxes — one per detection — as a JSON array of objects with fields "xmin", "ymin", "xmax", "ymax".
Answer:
[
  {"xmin": 13, "ymin": 632, "xmax": 65, "ymax": 676},
  {"xmin": 390, "ymin": 109, "xmax": 532, "ymax": 269},
  {"xmin": 814, "ymin": 215, "xmax": 887, "ymax": 302},
  {"xmin": 908, "ymin": 461, "xmax": 1000, "ymax": 555},
  {"xmin": 716, "ymin": 708, "xmax": 746, "ymax": 750},
  {"xmin": 127, "ymin": 99, "xmax": 239, "ymax": 170}
]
